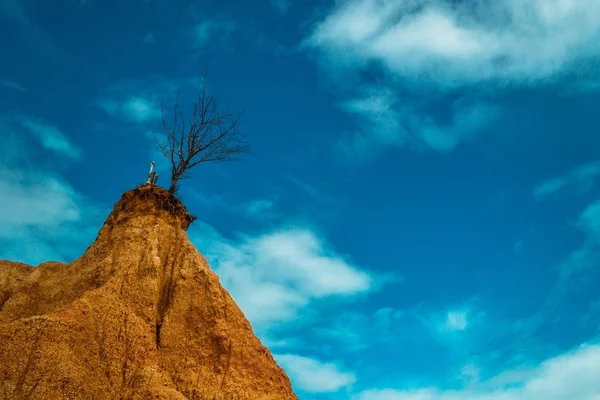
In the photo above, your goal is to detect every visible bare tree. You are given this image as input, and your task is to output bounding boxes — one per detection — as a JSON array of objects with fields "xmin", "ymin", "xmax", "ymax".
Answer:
[{"xmin": 156, "ymin": 75, "xmax": 250, "ymax": 194}]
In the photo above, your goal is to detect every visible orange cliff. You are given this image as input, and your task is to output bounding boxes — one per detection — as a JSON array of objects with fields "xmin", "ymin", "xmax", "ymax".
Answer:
[{"xmin": 0, "ymin": 185, "xmax": 299, "ymax": 400}]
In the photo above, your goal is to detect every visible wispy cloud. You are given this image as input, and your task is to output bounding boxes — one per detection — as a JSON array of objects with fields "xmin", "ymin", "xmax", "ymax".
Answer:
[
  {"xmin": 286, "ymin": 176, "xmax": 336, "ymax": 205},
  {"xmin": 417, "ymin": 305, "xmax": 487, "ymax": 347},
  {"xmin": 0, "ymin": 168, "xmax": 102, "ymax": 265},
  {"xmin": 338, "ymin": 87, "xmax": 404, "ymax": 153},
  {"xmin": 96, "ymin": 96, "xmax": 161, "ymax": 123},
  {"xmin": 192, "ymin": 19, "xmax": 236, "ymax": 49},
  {"xmin": 356, "ymin": 343, "xmax": 600, "ymax": 400},
  {"xmin": 95, "ymin": 76, "xmax": 205, "ymax": 125},
  {"xmin": 14, "ymin": 115, "xmax": 82, "ymax": 160},
  {"xmin": 338, "ymin": 87, "xmax": 500, "ymax": 157},
  {"xmin": 307, "ymin": 0, "xmax": 600, "ymax": 85},
  {"xmin": 96, "ymin": 76, "xmax": 210, "ymax": 126},
  {"xmin": 519, "ymin": 163, "xmax": 600, "ymax": 342},
  {"xmin": 555, "ymin": 199, "xmax": 600, "ymax": 282},
  {"xmin": 504, "ymin": 169, "xmax": 600, "ymax": 351},
  {"xmin": 0, "ymin": 113, "xmax": 81, "ymax": 160},
  {"xmin": 124, "ymin": 97, "xmax": 161, "ymax": 122},
  {"xmin": 0, "ymin": 78, "xmax": 26, "ymax": 92},
  {"xmin": 512, "ymin": 196, "xmax": 600, "ymax": 349},
  {"xmin": 533, "ymin": 161, "xmax": 600, "ymax": 200},
  {"xmin": 315, "ymin": 307, "xmax": 405, "ymax": 351},
  {"xmin": 187, "ymin": 189, "xmax": 279, "ymax": 220},
  {"xmin": 443, "ymin": 310, "xmax": 470, "ymax": 332},
  {"xmin": 243, "ymin": 199, "xmax": 276, "ymax": 218},
  {"xmin": 577, "ymin": 201, "xmax": 600, "ymax": 240},
  {"xmin": 0, "ymin": 0, "xmax": 62, "ymax": 61},
  {"xmin": 275, "ymin": 354, "xmax": 355, "ymax": 393},
  {"xmin": 0, "ymin": 169, "xmax": 81, "ymax": 236},
  {"xmin": 0, "ymin": 118, "xmax": 102, "ymax": 264},
  {"xmin": 270, "ymin": 0, "xmax": 291, "ymax": 14},
  {"xmin": 191, "ymin": 223, "xmax": 374, "ymax": 327}
]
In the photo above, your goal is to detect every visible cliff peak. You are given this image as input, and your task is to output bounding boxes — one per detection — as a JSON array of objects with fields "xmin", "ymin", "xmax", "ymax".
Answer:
[{"xmin": 105, "ymin": 185, "xmax": 196, "ymax": 231}]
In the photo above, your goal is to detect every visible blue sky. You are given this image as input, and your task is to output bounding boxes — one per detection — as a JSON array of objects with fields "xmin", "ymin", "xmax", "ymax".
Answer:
[{"xmin": 2, "ymin": 0, "xmax": 600, "ymax": 398}]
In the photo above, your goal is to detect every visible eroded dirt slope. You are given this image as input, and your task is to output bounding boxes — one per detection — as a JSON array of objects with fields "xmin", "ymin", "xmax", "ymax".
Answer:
[{"xmin": 0, "ymin": 186, "xmax": 298, "ymax": 400}]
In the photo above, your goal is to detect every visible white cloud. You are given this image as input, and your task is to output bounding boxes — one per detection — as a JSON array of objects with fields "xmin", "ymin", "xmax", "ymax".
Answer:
[
  {"xmin": 578, "ymin": 201, "xmax": 600, "ymax": 240},
  {"xmin": 339, "ymin": 88, "xmax": 404, "ymax": 152},
  {"xmin": 248, "ymin": 229, "xmax": 371, "ymax": 296},
  {"xmin": 533, "ymin": 161, "xmax": 600, "ymax": 200},
  {"xmin": 0, "ymin": 169, "xmax": 81, "ymax": 236},
  {"xmin": 96, "ymin": 95, "xmax": 161, "ymax": 123},
  {"xmin": 305, "ymin": 0, "xmax": 600, "ymax": 157},
  {"xmin": 443, "ymin": 310, "xmax": 469, "ymax": 332},
  {"xmin": 14, "ymin": 115, "xmax": 82, "ymax": 159},
  {"xmin": 411, "ymin": 305, "xmax": 487, "ymax": 348},
  {"xmin": 0, "ymin": 168, "xmax": 101, "ymax": 265},
  {"xmin": 243, "ymin": 199, "xmax": 276, "ymax": 217},
  {"xmin": 356, "ymin": 343, "xmax": 600, "ymax": 400},
  {"xmin": 124, "ymin": 96, "xmax": 161, "ymax": 122},
  {"xmin": 275, "ymin": 354, "xmax": 355, "ymax": 393},
  {"xmin": 191, "ymin": 224, "xmax": 373, "ymax": 326},
  {"xmin": 308, "ymin": 0, "xmax": 600, "ymax": 85}
]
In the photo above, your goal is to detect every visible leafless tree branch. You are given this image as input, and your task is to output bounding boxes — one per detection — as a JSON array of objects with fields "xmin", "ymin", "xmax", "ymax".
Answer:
[{"xmin": 155, "ymin": 74, "xmax": 250, "ymax": 194}]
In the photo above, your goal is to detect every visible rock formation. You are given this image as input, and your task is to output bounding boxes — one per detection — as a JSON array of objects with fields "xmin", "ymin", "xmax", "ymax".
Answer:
[{"xmin": 0, "ymin": 185, "xmax": 298, "ymax": 400}]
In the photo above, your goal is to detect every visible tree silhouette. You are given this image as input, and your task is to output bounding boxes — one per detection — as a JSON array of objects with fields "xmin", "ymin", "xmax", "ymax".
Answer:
[{"xmin": 156, "ymin": 75, "xmax": 250, "ymax": 194}]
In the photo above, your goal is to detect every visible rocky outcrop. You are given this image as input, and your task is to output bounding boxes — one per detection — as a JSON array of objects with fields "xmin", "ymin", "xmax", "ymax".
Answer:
[{"xmin": 0, "ymin": 185, "xmax": 298, "ymax": 400}]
